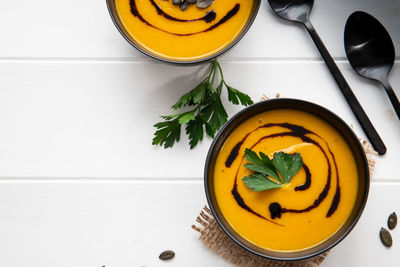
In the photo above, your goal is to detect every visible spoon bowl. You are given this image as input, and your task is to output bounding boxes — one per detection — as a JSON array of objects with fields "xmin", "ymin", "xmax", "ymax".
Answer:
[
  {"xmin": 345, "ymin": 11, "xmax": 400, "ymax": 120},
  {"xmin": 268, "ymin": 0, "xmax": 313, "ymax": 23},
  {"xmin": 344, "ymin": 11, "xmax": 395, "ymax": 83}
]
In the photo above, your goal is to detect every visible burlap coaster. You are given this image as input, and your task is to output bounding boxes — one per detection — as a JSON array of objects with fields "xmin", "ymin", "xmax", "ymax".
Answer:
[{"xmin": 192, "ymin": 94, "xmax": 377, "ymax": 267}]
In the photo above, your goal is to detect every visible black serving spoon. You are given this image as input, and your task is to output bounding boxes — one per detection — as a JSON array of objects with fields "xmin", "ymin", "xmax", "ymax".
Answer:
[
  {"xmin": 267, "ymin": 0, "xmax": 386, "ymax": 155},
  {"xmin": 345, "ymin": 11, "xmax": 400, "ymax": 121}
]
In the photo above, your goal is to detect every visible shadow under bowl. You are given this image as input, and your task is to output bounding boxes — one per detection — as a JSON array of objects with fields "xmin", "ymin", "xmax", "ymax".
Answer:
[
  {"xmin": 106, "ymin": 0, "xmax": 261, "ymax": 64},
  {"xmin": 204, "ymin": 98, "xmax": 370, "ymax": 261}
]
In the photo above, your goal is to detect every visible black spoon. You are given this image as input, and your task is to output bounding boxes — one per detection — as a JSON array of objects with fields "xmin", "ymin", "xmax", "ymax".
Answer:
[
  {"xmin": 345, "ymin": 11, "xmax": 400, "ymax": 121},
  {"xmin": 268, "ymin": 0, "xmax": 386, "ymax": 155}
]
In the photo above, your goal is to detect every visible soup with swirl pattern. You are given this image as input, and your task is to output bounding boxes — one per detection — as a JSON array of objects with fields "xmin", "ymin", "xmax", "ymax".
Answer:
[
  {"xmin": 116, "ymin": 0, "xmax": 255, "ymax": 61},
  {"xmin": 214, "ymin": 109, "xmax": 359, "ymax": 251}
]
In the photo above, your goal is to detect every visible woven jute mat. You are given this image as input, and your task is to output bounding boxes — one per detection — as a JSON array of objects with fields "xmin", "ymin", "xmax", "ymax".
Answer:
[{"xmin": 192, "ymin": 94, "xmax": 377, "ymax": 267}]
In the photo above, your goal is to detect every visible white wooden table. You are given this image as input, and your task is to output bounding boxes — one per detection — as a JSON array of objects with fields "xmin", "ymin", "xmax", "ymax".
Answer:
[{"xmin": 0, "ymin": 0, "xmax": 399, "ymax": 266}]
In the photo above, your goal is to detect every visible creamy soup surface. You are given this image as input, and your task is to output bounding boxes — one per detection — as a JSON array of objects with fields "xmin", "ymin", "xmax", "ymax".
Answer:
[
  {"xmin": 214, "ymin": 109, "xmax": 359, "ymax": 252},
  {"xmin": 116, "ymin": 0, "xmax": 255, "ymax": 60}
]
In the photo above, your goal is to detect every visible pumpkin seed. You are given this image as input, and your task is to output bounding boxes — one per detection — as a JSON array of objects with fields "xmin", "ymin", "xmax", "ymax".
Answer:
[
  {"xmin": 159, "ymin": 250, "xmax": 175, "ymax": 260},
  {"xmin": 380, "ymin": 227, "xmax": 393, "ymax": 247},
  {"xmin": 173, "ymin": 0, "xmax": 182, "ymax": 5},
  {"xmin": 197, "ymin": 0, "xmax": 214, "ymax": 9},
  {"xmin": 187, "ymin": 0, "xmax": 197, "ymax": 3},
  {"xmin": 180, "ymin": 1, "xmax": 189, "ymax": 11},
  {"xmin": 388, "ymin": 212, "xmax": 397, "ymax": 230}
]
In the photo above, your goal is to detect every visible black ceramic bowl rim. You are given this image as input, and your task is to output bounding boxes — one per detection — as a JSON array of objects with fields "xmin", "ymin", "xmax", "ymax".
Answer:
[
  {"xmin": 204, "ymin": 98, "xmax": 370, "ymax": 261},
  {"xmin": 106, "ymin": 0, "xmax": 261, "ymax": 65}
]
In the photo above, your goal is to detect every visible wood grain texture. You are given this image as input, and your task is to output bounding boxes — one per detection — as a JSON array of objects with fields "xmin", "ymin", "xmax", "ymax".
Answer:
[
  {"xmin": 1, "ymin": 0, "xmax": 400, "ymax": 266},
  {"xmin": 0, "ymin": 61, "xmax": 398, "ymax": 179},
  {"xmin": 0, "ymin": 181, "xmax": 397, "ymax": 267}
]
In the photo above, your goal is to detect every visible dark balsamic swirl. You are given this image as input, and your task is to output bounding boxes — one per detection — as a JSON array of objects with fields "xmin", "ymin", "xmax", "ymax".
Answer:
[
  {"xmin": 129, "ymin": 0, "xmax": 240, "ymax": 36},
  {"xmin": 232, "ymin": 182, "xmax": 283, "ymax": 226},
  {"xmin": 295, "ymin": 163, "xmax": 311, "ymax": 191},
  {"xmin": 227, "ymin": 122, "xmax": 341, "ymax": 224}
]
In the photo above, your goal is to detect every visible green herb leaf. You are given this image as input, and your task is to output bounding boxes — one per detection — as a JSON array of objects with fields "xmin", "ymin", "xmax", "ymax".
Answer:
[
  {"xmin": 172, "ymin": 80, "xmax": 207, "ymax": 110},
  {"xmin": 242, "ymin": 149, "xmax": 303, "ymax": 192},
  {"xmin": 244, "ymin": 148, "xmax": 280, "ymax": 181},
  {"xmin": 227, "ymin": 85, "xmax": 253, "ymax": 106},
  {"xmin": 153, "ymin": 60, "xmax": 253, "ymax": 149},
  {"xmin": 272, "ymin": 152, "xmax": 303, "ymax": 184},
  {"xmin": 204, "ymin": 95, "xmax": 228, "ymax": 132},
  {"xmin": 152, "ymin": 119, "xmax": 181, "ymax": 149},
  {"xmin": 192, "ymin": 82, "xmax": 208, "ymax": 104},
  {"xmin": 242, "ymin": 173, "xmax": 283, "ymax": 191},
  {"xmin": 178, "ymin": 111, "xmax": 195, "ymax": 124},
  {"xmin": 204, "ymin": 120, "xmax": 215, "ymax": 138},
  {"xmin": 185, "ymin": 116, "xmax": 204, "ymax": 149},
  {"xmin": 161, "ymin": 114, "xmax": 181, "ymax": 120}
]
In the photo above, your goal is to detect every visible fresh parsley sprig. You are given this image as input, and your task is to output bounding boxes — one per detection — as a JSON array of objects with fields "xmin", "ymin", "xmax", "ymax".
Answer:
[
  {"xmin": 153, "ymin": 60, "xmax": 253, "ymax": 149},
  {"xmin": 242, "ymin": 148, "xmax": 303, "ymax": 191}
]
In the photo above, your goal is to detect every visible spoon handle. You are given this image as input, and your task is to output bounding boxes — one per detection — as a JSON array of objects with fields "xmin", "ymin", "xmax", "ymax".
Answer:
[
  {"xmin": 303, "ymin": 20, "xmax": 386, "ymax": 155},
  {"xmin": 382, "ymin": 81, "xmax": 400, "ymax": 120}
]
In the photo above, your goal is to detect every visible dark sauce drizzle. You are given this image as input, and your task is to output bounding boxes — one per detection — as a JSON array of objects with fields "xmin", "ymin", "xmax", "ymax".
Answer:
[
  {"xmin": 295, "ymin": 163, "xmax": 311, "ymax": 191},
  {"xmin": 150, "ymin": 0, "xmax": 216, "ymax": 23},
  {"xmin": 130, "ymin": 0, "xmax": 239, "ymax": 36},
  {"xmin": 225, "ymin": 123, "xmax": 311, "ymax": 167},
  {"xmin": 326, "ymin": 149, "xmax": 341, "ymax": 217},
  {"xmin": 225, "ymin": 140, "xmax": 243, "ymax": 167},
  {"xmin": 226, "ymin": 122, "xmax": 341, "ymax": 223},
  {"xmin": 232, "ymin": 182, "xmax": 282, "ymax": 226}
]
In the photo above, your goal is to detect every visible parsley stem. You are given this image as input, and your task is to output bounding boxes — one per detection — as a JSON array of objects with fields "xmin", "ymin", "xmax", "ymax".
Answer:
[
  {"xmin": 215, "ymin": 61, "xmax": 225, "ymax": 81},
  {"xmin": 209, "ymin": 60, "xmax": 217, "ymax": 85}
]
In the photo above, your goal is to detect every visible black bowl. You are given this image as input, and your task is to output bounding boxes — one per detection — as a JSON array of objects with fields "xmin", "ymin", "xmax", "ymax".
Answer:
[
  {"xmin": 106, "ymin": 0, "xmax": 261, "ymax": 64},
  {"xmin": 204, "ymin": 98, "xmax": 370, "ymax": 261}
]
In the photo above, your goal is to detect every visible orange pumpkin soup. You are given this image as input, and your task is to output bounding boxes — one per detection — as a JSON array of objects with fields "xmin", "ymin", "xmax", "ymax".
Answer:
[
  {"xmin": 214, "ymin": 109, "xmax": 359, "ymax": 252},
  {"xmin": 115, "ymin": 0, "xmax": 255, "ymax": 61}
]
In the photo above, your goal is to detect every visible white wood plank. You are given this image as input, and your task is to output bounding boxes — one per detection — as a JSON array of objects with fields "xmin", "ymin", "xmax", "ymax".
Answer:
[
  {"xmin": 0, "ymin": 181, "xmax": 397, "ymax": 267},
  {"xmin": 0, "ymin": 180, "xmax": 231, "ymax": 267},
  {"xmin": 0, "ymin": 0, "xmax": 399, "ymax": 59},
  {"xmin": 0, "ymin": 61, "xmax": 399, "ymax": 179},
  {"xmin": 321, "ymin": 182, "xmax": 400, "ymax": 267}
]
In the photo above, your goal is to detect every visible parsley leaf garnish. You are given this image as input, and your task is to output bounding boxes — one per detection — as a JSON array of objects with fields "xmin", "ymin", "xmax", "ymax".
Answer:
[
  {"xmin": 273, "ymin": 151, "xmax": 304, "ymax": 184},
  {"xmin": 242, "ymin": 148, "xmax": 303, "ymax": 191},
  {"xmin": 153, "ymin": 60, "xmax": 253, "ymax": 149},
  {"xmin": 244, "ymin": 149, "xmax": 280, "ymax": 181},
  {"xmin": 227, "ymin": 85, "xmax": 253, "ymax": 106}
]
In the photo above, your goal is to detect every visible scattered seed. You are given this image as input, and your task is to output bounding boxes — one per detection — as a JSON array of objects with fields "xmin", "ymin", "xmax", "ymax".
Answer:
[
  {"xmin": 197, "ymin": 0, "xmax": 214, "ymax": 9},
  {"xmin": 180, "ymin": 1, "xmax": 189, "ymax": 11},
  {"xmin": 388, "ymin": 212, "xmax": 397, "ymax": 230},
  {"xmin": 159, "ymin": 250, "xmax": 175, "ymax": 260},
  {"xmin": 172, "ymin": 0, "xmax": 213, "ymax": 10},
  {"xmin": 380, "ymin": 227, "xmax": 393, "ymax": 248}
]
